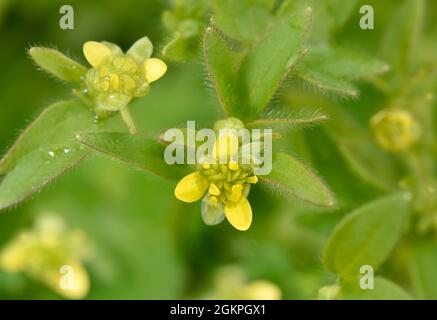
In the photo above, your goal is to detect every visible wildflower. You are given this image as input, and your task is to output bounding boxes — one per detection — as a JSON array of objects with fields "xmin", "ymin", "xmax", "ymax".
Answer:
[
  {"xmin": 370, "ymin": 109, "xmax": 421, "ymax": 152},
  {"xmin": 174, "ymin": 118, "xmax": 261, "ymax": 231},
  {"xmin": 0, "ymin": 215, "xmax": 91, "ymax": 299},
  {"xmin": 80, "ymin": 37, "xmax": 167, "ymax": 129}
]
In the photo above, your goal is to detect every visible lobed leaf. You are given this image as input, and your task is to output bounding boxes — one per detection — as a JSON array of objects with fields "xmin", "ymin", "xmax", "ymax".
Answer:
[
  {"xmin": 0, "ymin": 100, "xmax": 96, "ymax": 210},
  {"xmin": 260, "ymin": 152, "xmax": 335, "ymax": 207},
  {"xmin": 323, "ymin": 193, "xmax": 409, "ymax": 282},
  {"xmin": 77, "ymin": 132, "xmax": 189, "ymax": 180},
  {"xmin": 29, "ymin": 47, "xmax": 87, "ymax": 83}
]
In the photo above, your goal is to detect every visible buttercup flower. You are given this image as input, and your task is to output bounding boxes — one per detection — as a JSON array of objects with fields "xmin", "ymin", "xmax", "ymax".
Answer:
[
  {"xmin": 0, "ymin": 215, "xmax": 91, "ymax": 299},
  {"xmin": 79, "ymin": 37, "xmax": 167, "ymax": 132},
  {"xmin": 174, "ymin": 118, "xmax": 261, "ymax": 231}
]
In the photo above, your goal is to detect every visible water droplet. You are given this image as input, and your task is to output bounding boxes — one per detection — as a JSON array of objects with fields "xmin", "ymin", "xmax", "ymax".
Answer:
[{"xmin": 43, "ymin": 146, "xmax": 75, "ymax": 163}]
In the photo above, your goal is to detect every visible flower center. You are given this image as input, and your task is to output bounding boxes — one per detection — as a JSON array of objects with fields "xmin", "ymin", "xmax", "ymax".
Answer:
[
  {"xmin": 197, "ymin": 161, "xmax": 258, "ymax": 205},
  {"xmin": 85, "ymin": 55, "xmax": 149, "ymax": 98}
]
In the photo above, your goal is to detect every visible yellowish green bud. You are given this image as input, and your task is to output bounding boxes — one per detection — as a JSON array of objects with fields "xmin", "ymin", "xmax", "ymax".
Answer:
[{"xmin": 370, "ymin": 110, "xmax": 421, "ymax": 152}]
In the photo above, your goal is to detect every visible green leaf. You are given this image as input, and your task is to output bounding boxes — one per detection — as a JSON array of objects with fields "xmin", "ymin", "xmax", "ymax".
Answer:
[
  {"xmin": 245, "ymin": 110, "xmax": 328, "ymax": 130},
  {"xmin": 203, "ymin": 27, "xmax": 242, "ymax": 116},
  {"xmin": 76, "ymin": 132, "xmax": 189, "ymax": 180},
  {"xmin": 323, "ymin": 193, "xmax": 409, "ymax": 281},
  {"xmin": 381, "ymin": 0, "xmax": 425, "ymax": 73},
  {"xmin": 410, "ymin": 240, "xmax": 437, "ymax": 299},
  {"xmin": 294, "ymin": 45, "xmax": 388, "ymax": 98},
  {"xmin": 260, "ymin": 152, "xmax": 335, "ymax": 207},
  {"xmin": 212, "ymin": 0, "xmax": 272, "ymax": 43},
  {"xmin": 294, "ymin": 65, "xmax": 358, "ymax": 97},
  {"xmin": 341, "ymin": 277, "xmax": 412, "ymax": 300},
  {"xmin": 237, "ymin": 8, "xmax": 312, "ymax": 117},
  {"xmin": 279, "ymin": 0, "xmax": 358, "ymax": 42},
  {"xmin": 302, "ymin": 46, "xmax": 389, "ymax": 80},
  {"xmin": 28, "ymin": 47, "xmax": 87, "ymax": 83},
  {"xmin": 0, "ymin": 100, "xmax": 96, "ymax": 210},
  {"xmin": 339, "ymin": 138, "xmax": 398, "ymax": 191},
  {"xmin": 163, "ymin": 31, "xmax": 199, "ymax": 62}
]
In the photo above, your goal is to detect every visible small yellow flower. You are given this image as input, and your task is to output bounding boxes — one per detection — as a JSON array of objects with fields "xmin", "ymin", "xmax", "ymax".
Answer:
[
  {"xmin": 0, "ymin": 215, "xmax": 92, "ymax": 299},
  {"xmin": 80, "ymin": 37, "xmax": 167, "ymax": 118},
  {"xmin": 174, "ymin": 118, "xmax": 260, "ymax": 231}
]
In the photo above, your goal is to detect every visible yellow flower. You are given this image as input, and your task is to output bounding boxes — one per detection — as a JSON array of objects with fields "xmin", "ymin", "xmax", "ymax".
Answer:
[
  {"xmin": 80, "ymin": 37, "xmax": 167, "ymax": 117},
  {"xmin": 0, "ymin": 215, "xmax": 92, "ymax": 299},
  {"xmin": 174, "ymin": 118, "xmax": 259, "ymax": 231}
]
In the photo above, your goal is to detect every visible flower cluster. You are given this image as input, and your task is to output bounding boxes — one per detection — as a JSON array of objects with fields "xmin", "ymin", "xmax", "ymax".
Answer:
[
  {"xmin": 0, "ymin": 215, "xmax": 91, "ymax": 299},
  {"xmin": 174, "ymin": 118, "xmax": 262, "ymax": 231},
  {"xmin": 80, "ymin": 37, "xmax": 167, "ymax": 119}
]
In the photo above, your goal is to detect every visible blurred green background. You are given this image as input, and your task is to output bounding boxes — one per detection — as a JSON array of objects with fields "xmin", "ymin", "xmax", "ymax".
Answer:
[{"xmin": 0, "ymin": 0, "xmax": 435, "ymax": 299}]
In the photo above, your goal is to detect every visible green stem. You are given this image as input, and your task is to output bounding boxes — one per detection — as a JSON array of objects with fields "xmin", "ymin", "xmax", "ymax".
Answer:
[{"xmin": 120, "ymin": 107, "xmax": 138, "ymax": 135}]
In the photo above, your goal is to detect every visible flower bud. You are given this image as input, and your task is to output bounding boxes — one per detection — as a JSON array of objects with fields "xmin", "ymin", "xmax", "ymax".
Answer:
[{"xmin": 370, "ymin": 110, "xmax": 421, "ymax": 152}]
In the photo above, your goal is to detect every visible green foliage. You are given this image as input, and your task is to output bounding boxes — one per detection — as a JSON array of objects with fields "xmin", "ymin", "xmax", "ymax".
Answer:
[
  {"xmin": 162, "ymin": 0, "xmax": 208, "ymax": 61},
  {"xmin": 245, "ymin": 111, "xmax": 328, "ymax": 130},
  {"xmin": 77, "ymin": 132, "xmax": 189, "ymax": 180},
  {"xmin": 339, "ymin": 138, "xmax": 398, "ymax": 191},
  {"xmin": 260, "ymin": 152, "xmax": 335, "ymax": 207},
  {"xmin": 211, "ymin": 0, "xmax": 273, "ymax": 43},
  {"xmin": 295, "ymin": 45, "xmax": 389, "ymax": 97},
  {"xmin": 236, "ymin": 10, "xmax": 311, "ymax": 117},
  {"xmin": 381, "ymin": 0, "xmax": 425, "ymax": 75},
  {"xmin": 0, "ymin": 101, "xmax": 96, "ymax": 210},
  {"xmin": 409, "ymin": 240, "xmax": 437, "ymax": 299},
  {"xmin": 29, "ymin": 47, "xmax": 87, "ymax": 83},
  {"xmin": 324, "ymin": 193, "xmax": 409, "ymax": 281},
  {"xmin": 203, "ymin": 27, "xmax": 241, "ymax": 116},
  {"xmin": 205, "ymin": 5, "xmax": 312, "ymax": 118},
  {"xmin": 341, "ymin": 277, "xmax": 412, "ymax": 300},
  {"xmin": 0, "ymin": 0, "xmax": 436, "ymax": 300}
]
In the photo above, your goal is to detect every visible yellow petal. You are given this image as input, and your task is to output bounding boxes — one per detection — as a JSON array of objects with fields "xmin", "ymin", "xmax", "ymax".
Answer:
[
  {"xmin": 144, "ymin": 58, "xmax": 167, "ymax": 83},
  {"xmin": 83, "ymin": 41, "xmax": 111, "ymax": 67},
  {"xmin": 225, "ymin": 197, "xmax": 252, "ymax": 231},
  {"xmin": 175, "ymin": 172, "xmax": 209, "ymax": 203}
]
